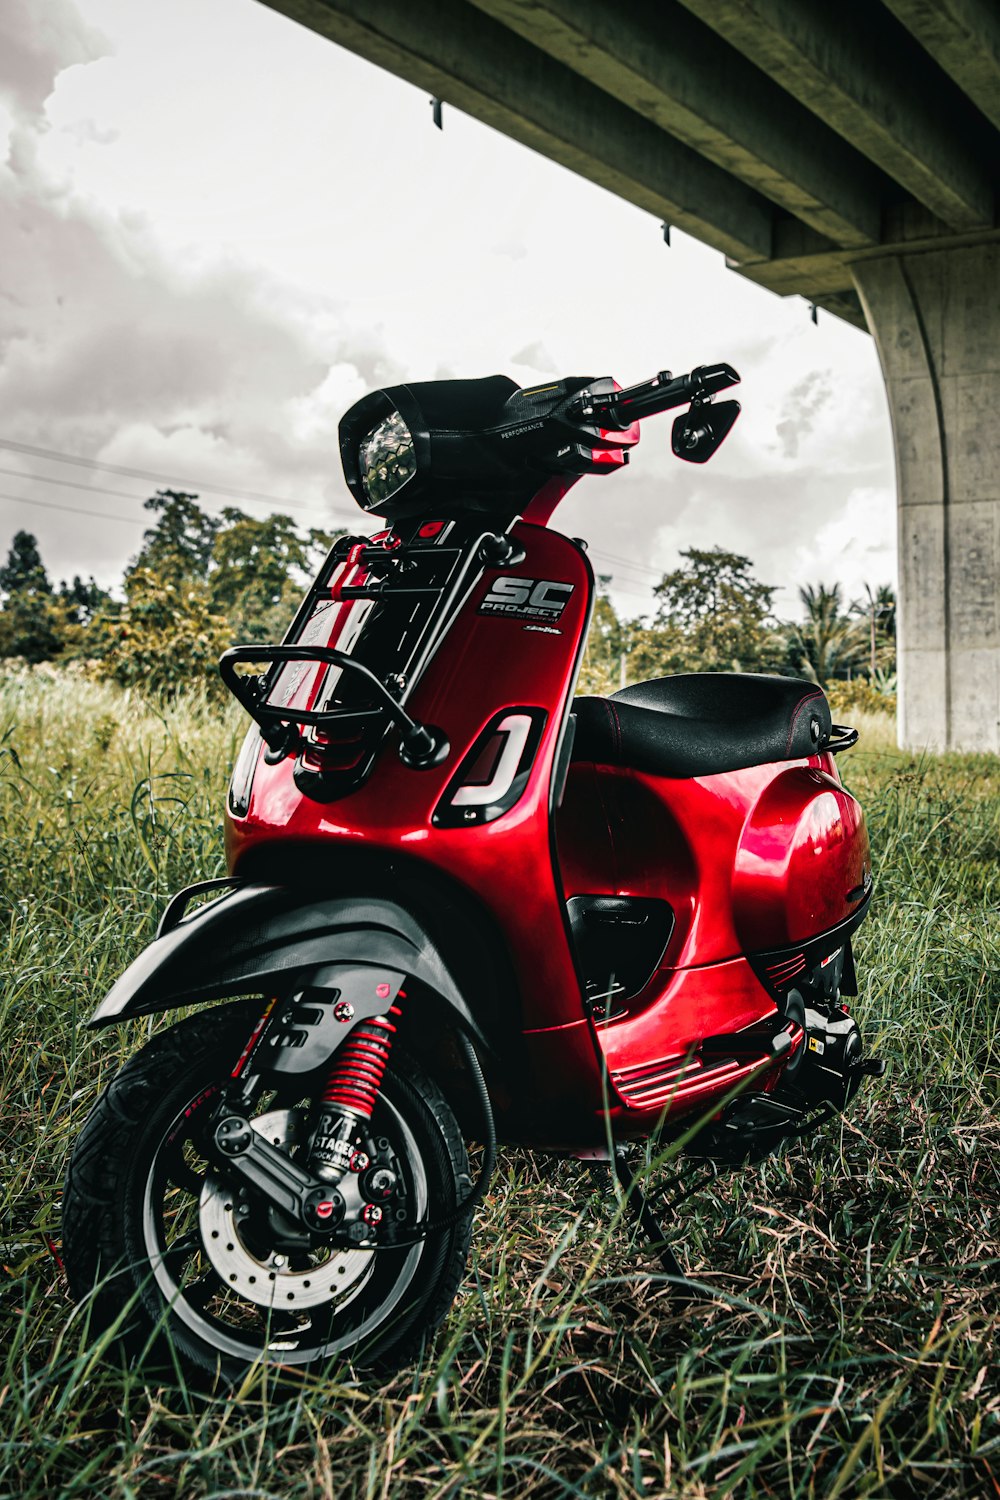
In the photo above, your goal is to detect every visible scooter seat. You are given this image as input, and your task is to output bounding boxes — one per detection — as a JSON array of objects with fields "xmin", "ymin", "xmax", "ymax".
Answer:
[{"xmin": 572, "ymin": 673, "xmax": 831, "ymax": 779}]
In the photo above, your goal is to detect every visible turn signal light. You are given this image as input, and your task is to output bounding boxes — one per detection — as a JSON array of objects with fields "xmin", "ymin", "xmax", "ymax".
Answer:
[{"xmin": 433, "ymin": 708, "xmax": 546, "ymax": 827}]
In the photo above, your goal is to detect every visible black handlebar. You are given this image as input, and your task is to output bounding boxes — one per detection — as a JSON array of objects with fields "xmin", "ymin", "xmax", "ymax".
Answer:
[{"xmin": 572, "ymin": 362, "xmax": 740, "ymax": 426}]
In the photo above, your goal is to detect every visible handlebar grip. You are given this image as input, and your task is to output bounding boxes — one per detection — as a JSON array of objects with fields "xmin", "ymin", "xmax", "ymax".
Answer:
[
  {"xmin": 689, "ymin": 362, "xmax": 741, "ymax": 398},
  {"xmin": 585, "ymin": 362, "xmax": 740, "ymax": 425}
]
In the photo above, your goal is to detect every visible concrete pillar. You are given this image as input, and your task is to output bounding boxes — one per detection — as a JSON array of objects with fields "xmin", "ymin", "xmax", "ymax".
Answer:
[{"xmin": 852, "ymin": 243, "xmax": 1000, "ymax": 753}]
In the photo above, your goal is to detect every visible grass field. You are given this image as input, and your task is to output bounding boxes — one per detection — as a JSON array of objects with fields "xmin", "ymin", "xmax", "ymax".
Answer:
[{"xmin": 1, "ymin": 673, "xmax": 998, "ymax": 1499}]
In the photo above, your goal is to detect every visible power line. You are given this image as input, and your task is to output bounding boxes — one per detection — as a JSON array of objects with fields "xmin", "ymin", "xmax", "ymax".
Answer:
[
  {"xmin": 591, "ymin": 557, "xmax": 661, "ymax": 591},
  {"xmin": 593, "ymin": 565, "xmax": 658, "ymax": 592},
  {"xmin": 0, "ymin": 462, "xmax": 346, "ymax": 531},
  {"xmin": 0, "ymin": 485, "xmax": 364, "ymax": 544},
  {"xmin": 0, "ymin": 468, "xmax": 180, "ymax": 516},
  {"xmin": 0, "ymin": 462, "xmax": 287, "ymax": 510},
  {"xmin": 602, "ymin": 584, "xmax": 657, "ymax": 606},
  {"xmin": 0, "ymin": 477, "xmax": 663, "ymax": 569},
  {"xmin": 0, "ymin": 434, "xmax": 306, "ymax": 503},
  {"xmin": 0, "ymin": 435, "xmax": 355, "ymax": 522},
  {"xmin": 597, "ymin": 581, "xmax": 657, "ymax": 605},
  {"xmin": 591, "ymin": 547, "xmax": 664, "ymax": 580},
  {"xmin": 0, "ymin": 490, "xmax": 149, "ymax": 528},
  {"xmin": 0, "ymin": 465, "xmax": 172, "ymax": 507}
]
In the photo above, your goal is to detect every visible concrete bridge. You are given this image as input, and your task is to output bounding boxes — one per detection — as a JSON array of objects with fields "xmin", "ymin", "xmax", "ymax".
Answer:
[{"xmin": 262, "ymin": 0, "xmax": 1000, "ymax": 752}]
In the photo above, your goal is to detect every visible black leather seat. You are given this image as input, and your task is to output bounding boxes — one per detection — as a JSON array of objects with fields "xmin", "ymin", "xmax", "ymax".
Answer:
[{"xmin": 572, "ymin": 673, "xmax": 831, "ymax": 779}]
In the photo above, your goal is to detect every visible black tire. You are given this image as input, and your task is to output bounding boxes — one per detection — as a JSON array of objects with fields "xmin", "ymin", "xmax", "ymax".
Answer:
[{"xmin": 62, "ymin": 1002, "xmax": 472, "ymax": 1385}]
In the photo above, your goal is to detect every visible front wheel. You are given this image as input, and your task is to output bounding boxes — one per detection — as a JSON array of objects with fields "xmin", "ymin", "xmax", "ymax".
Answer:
[{"xmin": 62, "ymin": 1002, "xmax": 472, "ymax": 1384}]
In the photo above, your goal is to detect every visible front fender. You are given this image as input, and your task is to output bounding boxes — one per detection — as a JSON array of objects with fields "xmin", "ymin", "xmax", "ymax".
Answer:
[{"xmin": 87, "ymin": 882, "xmax": 486, "ymax": 1052}]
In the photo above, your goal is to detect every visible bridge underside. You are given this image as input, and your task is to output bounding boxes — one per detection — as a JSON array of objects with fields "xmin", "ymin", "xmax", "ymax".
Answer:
[{"xmin": 262, "ymin": 0, "xmax": 1000, "ymax": 751}]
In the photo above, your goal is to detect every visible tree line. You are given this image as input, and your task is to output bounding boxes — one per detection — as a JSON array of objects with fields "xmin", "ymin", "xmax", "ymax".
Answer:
[
  {"xmin": 583, "ymin": 550, "xmax": 895, "ymax": 709},
  {"xmin": 0, "ymin": 492, "xmax": 339, "ymax": 697},
  {"xmin": 0, "ymin": 492, "xmax": 896, "ymax": 707}
]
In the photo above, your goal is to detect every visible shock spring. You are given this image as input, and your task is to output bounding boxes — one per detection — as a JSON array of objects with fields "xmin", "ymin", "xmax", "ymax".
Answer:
[
  {"xmin": 320, "ymin": 1002, "xmax": 402, "ymax": 1118},
  {"xmin": 307, "ymin": 999, "xmax": 404, "ymax": 1183}
]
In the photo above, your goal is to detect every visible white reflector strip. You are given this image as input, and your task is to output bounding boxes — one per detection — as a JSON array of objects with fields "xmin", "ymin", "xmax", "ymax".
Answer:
[{"xmin": 451, "ymin": 713, "xmax": 534, "ymax": 807}]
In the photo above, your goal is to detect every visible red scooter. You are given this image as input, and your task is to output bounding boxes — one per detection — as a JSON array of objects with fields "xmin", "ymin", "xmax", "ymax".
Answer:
[{"xmin": 63, "ymin": 362, "xmax": 882, "ymax": 1382}]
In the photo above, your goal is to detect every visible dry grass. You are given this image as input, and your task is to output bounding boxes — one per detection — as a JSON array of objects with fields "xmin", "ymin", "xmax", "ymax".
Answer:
[{"xmin": 1, "ymin": 674, "xmax": 998, "ymax": 1498}]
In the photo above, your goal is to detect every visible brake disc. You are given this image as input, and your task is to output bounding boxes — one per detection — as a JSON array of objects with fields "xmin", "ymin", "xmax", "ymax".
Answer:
[{"xmin": 199, "ymin": 1108, "xmax": 373, "ymax": 1311}]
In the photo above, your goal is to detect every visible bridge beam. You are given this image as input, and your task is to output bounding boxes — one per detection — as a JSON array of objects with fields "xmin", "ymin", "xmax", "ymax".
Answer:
[
  {"xmin": 681, "ymin": 0, "xmax": 995, "ymax": 232},
  {"xmin": 263, "ymin": 0, "xmax": 776, "ymax": 262},
  {"xmin": 466, "ymin": 0, "xmax": 883, "ymax": 249},
  {"xmin": 852, "ymin": 243, "xmax": 1000, "ymax": 752},
  {"xmin": 881, "ymin": 0, "xmax": 1000, "ymax": 134}
]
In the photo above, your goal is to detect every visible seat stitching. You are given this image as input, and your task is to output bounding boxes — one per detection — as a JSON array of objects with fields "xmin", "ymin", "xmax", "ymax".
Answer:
[
  {"xmin": 608, "ymin": 701, "xmax": 623, "ymax": 755},
  {"xmin": 600, "ymin": 699, "xmax": 619, "ymax": 760},
  {"xmin": 786, "ymin": 690, "xmax": 824, "ymax": 755}
]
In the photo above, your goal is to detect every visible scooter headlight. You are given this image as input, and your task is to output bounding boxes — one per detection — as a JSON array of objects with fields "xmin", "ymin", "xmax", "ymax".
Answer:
[
  {"xmin": 359, "ymin": 410, "xmax": 416, "ymax": 509},
  {"xmin": 339, "ymin": 374, "xmax": 522, "ymax": 518}
]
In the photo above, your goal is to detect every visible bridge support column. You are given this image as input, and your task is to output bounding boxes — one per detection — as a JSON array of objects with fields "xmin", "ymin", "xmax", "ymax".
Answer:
[{"xmin": 852, "ymin": 244, "xmax": 1000, "ymax": 753}]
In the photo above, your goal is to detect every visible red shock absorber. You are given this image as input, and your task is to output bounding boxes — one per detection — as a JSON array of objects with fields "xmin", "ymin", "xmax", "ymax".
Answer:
[
  {"xmin": 320, "ymin": 1005, "xmax": 402, "ymax": 1117},
  {"xmin": 307, "ymin": 1000, "xmax": 403, "ymax": 1183}
]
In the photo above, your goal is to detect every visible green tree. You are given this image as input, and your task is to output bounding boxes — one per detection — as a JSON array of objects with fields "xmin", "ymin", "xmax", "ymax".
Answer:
[
  {"xmin": 652, "ymin": 546, "xmax": 779, "ymax": 672},
  {"xmin": 103, "ymin": 492, "xmax": 226, "ymax": 694},
  {"xmin": 209, "ymin": 508, "xmax": 314, "ymax": 640},
  {"xmin": 0, "ymin": 531, "xmax": 53, "ymax": 597},
  {"xmin": 580, "ymin": 578, "xmax": 691, "ymax": 693},
  {"xmin": 578, "ymin": 577, "xmax": 628, "ymax": 695},
  {"xmin": 784, "ymin": 582, "xmax": 867, "ymax": 687},
  {"xmin": 59, "ymin": 574, "xmax": 113, "ymax": 627},
  {"xmin": 619, "ymin": 617, "xmax": 689, "ymax": 684},
  {"xmin": 127, "ymin": 490, "xmax": 220, "ymax": 587},
  {"xmin": 92, "ymin": 493, "xmax": 343, "ymax": 695},
  {"xmin": 98, "ymin": 567, "xmax": 230, "ymax": 699},
  {"xmin": 850, "ymin": 582, "xmax": 896, "ymax": 681},
  {"xmin": 0, "ymin": 530, "xmax": 64, "ymax": 663}
]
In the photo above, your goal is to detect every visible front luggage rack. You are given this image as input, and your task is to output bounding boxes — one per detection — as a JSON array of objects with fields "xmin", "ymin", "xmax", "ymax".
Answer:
[{"xmin": 219, "ymin": 645, "xmax": 450, "ymax": 770}]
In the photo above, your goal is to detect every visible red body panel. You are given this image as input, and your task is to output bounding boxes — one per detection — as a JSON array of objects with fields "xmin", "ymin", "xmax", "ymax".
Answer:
[
  {"xmin": 225, "ymin": 507, "xmax": 871, "ymax": 1146},
  {"xmin": 228, "ymin": 523, "xmax": 607, "ymax": 1119},
  {"xmin": 733, "ymin": 766, "xmax": 870, "ymax": 948},
  {"xmin": 553, "ymin": 752, "xmax": 867, "ymax": 1134}
]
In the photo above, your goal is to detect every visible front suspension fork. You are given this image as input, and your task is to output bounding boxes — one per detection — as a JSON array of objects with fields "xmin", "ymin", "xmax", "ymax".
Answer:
[
  {"xmin": 307, "ymin": 1000, "xmax": 403, "ymax": 1185},
  {"xmin": 208, "ymin": 993, "xmax": 405, "ymax": 1240}
]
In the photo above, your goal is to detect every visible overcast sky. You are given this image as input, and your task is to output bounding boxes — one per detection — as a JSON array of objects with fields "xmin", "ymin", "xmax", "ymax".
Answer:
[{"xmin": 0, "ymin": 0, "xmax": 896, "ymax": 620}]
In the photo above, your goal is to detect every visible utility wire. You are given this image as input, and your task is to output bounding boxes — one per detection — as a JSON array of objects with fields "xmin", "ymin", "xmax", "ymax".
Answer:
[
  {"xmin": 0, "ymin": 438, "xmax": 672, "ymax": 582},
  {"xmin": 0, "ymin": 440, "xmax": 670, "ymax": 600},
  {"xmin": 0, "ymin": 462, "xmax": 329, "ymax": 514},
  {"xmin": 0, "ymin": 488, "xmax": 659, "ymax": 603},
  {"xmin": 602, "ymin": 584, "xmax": 657, "ymax": 606},
  {"xmin": 0, "ymin": 487, "xmax": 667, "ymax": 616},
  {"xmin": 591, "ymin": 547, "xmax": 664, "ymax": 580},
  {"xmin": 0, "ymin": 490, "xmax": 149, "ymax": 528},
  {"xmin": 0, "ymin": 435, "xmax": 354, "ymax": 521},
  {"xmin": 0, "ymin": 465, "xmax": 206, "ymax": 511},
  {"xmin": 0, "ymin": 463, "xmax": 344, "ymax": 531},
  {"xmin": 591, "ymin": 555, "xmax": 661, "ymax": 590},
  {"xmin": 0, "ymin": 438, "xmax": 677, "ymax": 572},
  {"xmin": 593, "ymin": 565, "xmax": 659, "ymax": 592}
]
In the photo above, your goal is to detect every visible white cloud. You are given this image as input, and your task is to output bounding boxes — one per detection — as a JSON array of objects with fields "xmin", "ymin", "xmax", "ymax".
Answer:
[
  {"xmin": 0, "ymin": 0, "xmax": 896, "ymax": 618},
  {"xmin": 510, "ymin": 340, "xmax": 556, "ymax": 374}
]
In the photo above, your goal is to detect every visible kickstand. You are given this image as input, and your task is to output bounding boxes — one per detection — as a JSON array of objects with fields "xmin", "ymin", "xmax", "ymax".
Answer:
[{"xmin": 606, "ymin": 1148, "xmax": 695, "ymax": 1300}]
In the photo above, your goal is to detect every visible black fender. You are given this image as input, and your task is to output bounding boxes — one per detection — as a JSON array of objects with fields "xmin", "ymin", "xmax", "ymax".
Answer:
[{"xmin": 87, "ymin": 882, "xmax": 489, "ymax": 1063}]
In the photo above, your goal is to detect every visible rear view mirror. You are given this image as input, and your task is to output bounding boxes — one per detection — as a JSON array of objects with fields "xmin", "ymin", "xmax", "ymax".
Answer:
[{"xmin": 671, "ymin": 399, "xmax": 741, "ymax": 464}]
